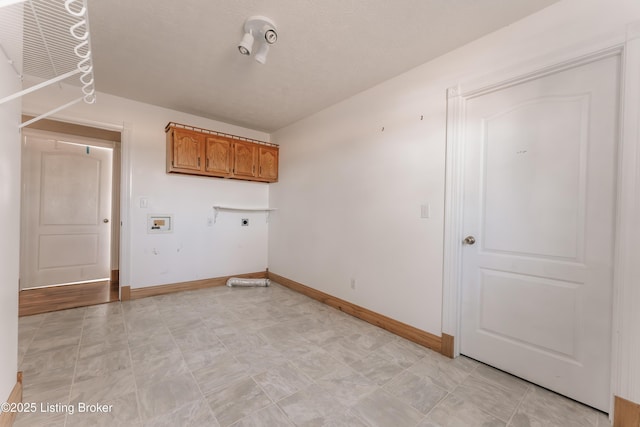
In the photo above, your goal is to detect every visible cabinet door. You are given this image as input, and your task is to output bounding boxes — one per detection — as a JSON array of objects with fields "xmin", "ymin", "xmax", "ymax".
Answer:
[
  {"xmin": 204, "ymin": 135, "xmax": 232, "ymax": 176},
  {"xmin": 232, "ymin": 141, "xmax": 257, "ymax": 178},
  {"xmin": 171, "ymin": 128, "xmax": 203, "ymax": 173},
  {"xmin": 258, "ymin": 146, "xmax": 279, "ymax": 182}
]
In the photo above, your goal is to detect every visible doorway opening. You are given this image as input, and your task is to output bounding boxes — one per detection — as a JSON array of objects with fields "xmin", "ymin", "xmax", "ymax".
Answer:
[{"xmin": 19, "ymin": 118, "xmax": 121, "ymax": 316}]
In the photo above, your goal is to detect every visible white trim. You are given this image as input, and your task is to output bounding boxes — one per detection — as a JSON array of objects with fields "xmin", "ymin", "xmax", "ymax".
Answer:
[
  {"xmin": 442, "ymin": 85, "xmax": 464, "ymax": 356},
  {"xmin": 460, "ymin": 46, "xmax": 623, "ymax": 99},
  {"xmin": 19, "ymin": 127, "xmax": 116, "ymax": 291},
  {"xmin": 20, "ymin": 111, "xmax": 132, "ymax": 297},
  {"xmin": 119, "ymin": 122, "xmax": 132, "ymax": 295},
  {"xmin": 21, "ymin": 110, "xmax": 125, "ymax": 132},
  {"xmin": 441, "ymin": 41, "xmax": 629, "ymax": 413},
  {"xmin": 20, "ymin": 127, "xmax": 116, "ymax": 149},
  {"xmin": 610, "ymin": 23, "xmax": 640, "ymax": 406},
  {"xmin": 466, "ymin": 48, "xmax": 622, "ymax": 100},
  {"xmin": 455, "ymin": 31, "xmax": 627, "ymax": 101}
]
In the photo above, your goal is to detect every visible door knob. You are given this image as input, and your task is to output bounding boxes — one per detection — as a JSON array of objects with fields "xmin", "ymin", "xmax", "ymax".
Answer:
[
  {"xmin": 103, "ymin": 219, "xmax": 109, "ymax": 223},
  {"xmin": 463, "ymin": 235, "xmax": 476, "ymax": 245}
]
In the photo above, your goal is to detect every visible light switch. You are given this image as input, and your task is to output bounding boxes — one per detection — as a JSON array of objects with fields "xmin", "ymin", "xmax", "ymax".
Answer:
[{"xmin": 140, "ymin": 197, "xmax": 148, "ymax": 208}]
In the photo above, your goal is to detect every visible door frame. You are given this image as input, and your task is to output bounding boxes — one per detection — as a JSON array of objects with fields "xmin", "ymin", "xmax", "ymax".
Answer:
[
  {"xmin": 19, "ymin": 118, "xmax": 126, "ymax": 304},
  {"xmin": 442, "ymin": 24, "xmax": 640, "ymax": 415},
  {"xmin": 21, "ymin": 114, "xmax": 132, "ymax": 302}
]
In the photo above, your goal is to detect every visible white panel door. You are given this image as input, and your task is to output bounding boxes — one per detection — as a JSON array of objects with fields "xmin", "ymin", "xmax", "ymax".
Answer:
[
  {"xmin": 21, "ymin": 134, "xmax": 112, "ymax": 289},
  {"xmin": 460, "ymin": 54, "xmax": 619, "ymax": 411}
]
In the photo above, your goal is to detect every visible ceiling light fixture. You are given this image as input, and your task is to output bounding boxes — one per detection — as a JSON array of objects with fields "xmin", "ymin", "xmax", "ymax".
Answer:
[
  {"xmin": 238, "ymin": 31, "xmax": 254, "ymax": 56},
  {"xmin": 237, "ymin": 16, "xmax": 277, "ymax": 64},
  {"xmin": 254, "ymin": 43, "xmax": 269, "ymax": 64}
]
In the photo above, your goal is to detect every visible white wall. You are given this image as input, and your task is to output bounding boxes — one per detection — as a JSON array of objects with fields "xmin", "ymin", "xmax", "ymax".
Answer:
[
  {"xmin": 23, "ymin": 88, "xmax": 271, "ymax": 289},
  {"xmin": 269, "ymin": 0, "xmax": 640, "ymax": 405},
  {"xmin": 0, "ymin": 6, "xmax": 21, "ymax": 402}
]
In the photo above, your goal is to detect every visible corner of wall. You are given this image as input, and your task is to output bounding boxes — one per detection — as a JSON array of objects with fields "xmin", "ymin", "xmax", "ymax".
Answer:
[
  {"xmin": 0, "ymin": 5, "xmax": 22, "ymax": 404},
  {"xmin": 0, "ymin": 79, "xmax": 21, "ymax": 409}
]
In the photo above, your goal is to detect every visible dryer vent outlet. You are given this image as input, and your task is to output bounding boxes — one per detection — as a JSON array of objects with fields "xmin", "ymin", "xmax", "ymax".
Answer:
[{"xmin": 226, "ymin": 278, "xmax": 270, "ymax": 287}]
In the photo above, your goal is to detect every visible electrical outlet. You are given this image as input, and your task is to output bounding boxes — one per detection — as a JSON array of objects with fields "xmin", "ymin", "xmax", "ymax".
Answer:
[{"xmin": 350, "ymin": 278, "xmax": 356, "ymax": 290}]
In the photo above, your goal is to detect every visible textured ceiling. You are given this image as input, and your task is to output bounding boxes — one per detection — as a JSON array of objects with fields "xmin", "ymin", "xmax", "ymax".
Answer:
[{"xmin": 86, "ymin": 0, "xmax": 559, "ymax": 132}]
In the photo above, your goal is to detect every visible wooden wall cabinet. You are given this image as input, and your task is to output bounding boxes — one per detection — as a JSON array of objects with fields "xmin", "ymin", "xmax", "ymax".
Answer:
[
  {"xmin": 166, "ymin": 124, "xmax": 278, "ymax": 183},
  {"xmin": 168, "ymin": 128, "xmax": 204, "ymax": 174},
  {"xmin": 204, "ymin": 135, "xmax": 232, "ymax": 177},
  {"xmin": 258, "ymin": 145, "xmax": 278, "ymax": 181},
  {"xmin": 232, "ymin": 140, "xmax": 257, "ymax": 179}
]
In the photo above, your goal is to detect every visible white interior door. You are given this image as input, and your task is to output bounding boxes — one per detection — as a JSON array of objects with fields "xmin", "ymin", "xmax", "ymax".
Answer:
[
  {"xmin": 460, "ymin": 54, "xmax": 619, "ymax": 411},
  {"xmin": 21, "ymin": 132, "xmax": 113, "ymax": 289}
]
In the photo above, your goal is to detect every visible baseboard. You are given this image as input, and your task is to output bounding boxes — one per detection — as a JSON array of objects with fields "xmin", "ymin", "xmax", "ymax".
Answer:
[
  {"xmin": 614, "ymin": 395, "xmax": 640, "ymax": 427},
  {"xmin": 109, "ymin": 280, "xmax": 119, "ymax": 302},
  {"xmin": 121, "ymin": 285, "xmax": 131, "ymax": 301},
  {"xmin": 127, "ymin": 271, "xmax": 268, "ymax": 300},
  {"xmin": 267, "ymin": 272, "xmax": 442, "ymax": 353},
  {"xmin": 0, "ymin": 372, "xmax": 23, "ymax": 427},
  {"xmin": 110, "ymin": 269, "xmax": 119, "ymax": 285},
  {"xmin": 441, "ymin": 333, "xmax": 455, "ymax": 358}
]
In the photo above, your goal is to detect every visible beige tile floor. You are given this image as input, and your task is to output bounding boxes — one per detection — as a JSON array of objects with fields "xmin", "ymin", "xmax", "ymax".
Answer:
[{"xmin": 15, "ymin": 282, "xmax": 611, "ymax": 427}]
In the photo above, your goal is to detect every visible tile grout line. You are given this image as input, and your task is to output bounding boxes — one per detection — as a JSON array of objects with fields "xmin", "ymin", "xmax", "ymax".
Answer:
[
  {"xmin": 461, "ymin": 361, "xmax": 534, "ymax": 425},
  {"xmin": 217, "ymin": 310, "xmax": 302, "ymax": 425},
  {"xmin": 170, "ymin": 309, "xmax": 225, "ymax": 426},
  {"xmin": 379, "ymin": 358, "xmax": 444, "ymax": 421},
  {"xmin": 63, "ymin": 307, "xmax": 88, "ymax": 427},
  {"xmin": 230, "ymin": 294, "xmax": 291, "ymax": 416},
  {"xmin": 245, "ymin": 301, "xmax": 335, "ymax": 424},
  {"xmin": 425, "ymin": 361, "xmax": 513, "ymax": 425},
  {"xmin": 254, "ymin": 324, "xmax": 329, "ymax": 426},
  {"xmin": 276, "ymin": 329, "xmax": 396, "ymax": 424},
  {"xmin": 420, "ymin": 389, "xmax": 453, "ymax": 425},
  {"xmin": 416, "ymin": 360, "xmax": 480, "ymax": 425},
  {"xmin": 505, "ymin": 382, "xmax": 533, "ymax": 426},
  {"xmin": 422, "ymin": 356, "xmax": 479, "ymax": 420},
  {"xmin": 17, "ymin": 315, "xmax": 43, "ymax": 369},
  {"xmin": 122, "ymin": 300, "xmax": 145, "ymax": 426},
  {"xmin": 14, "ymin": 314, "xmax": 47, "ymax": 426}
]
